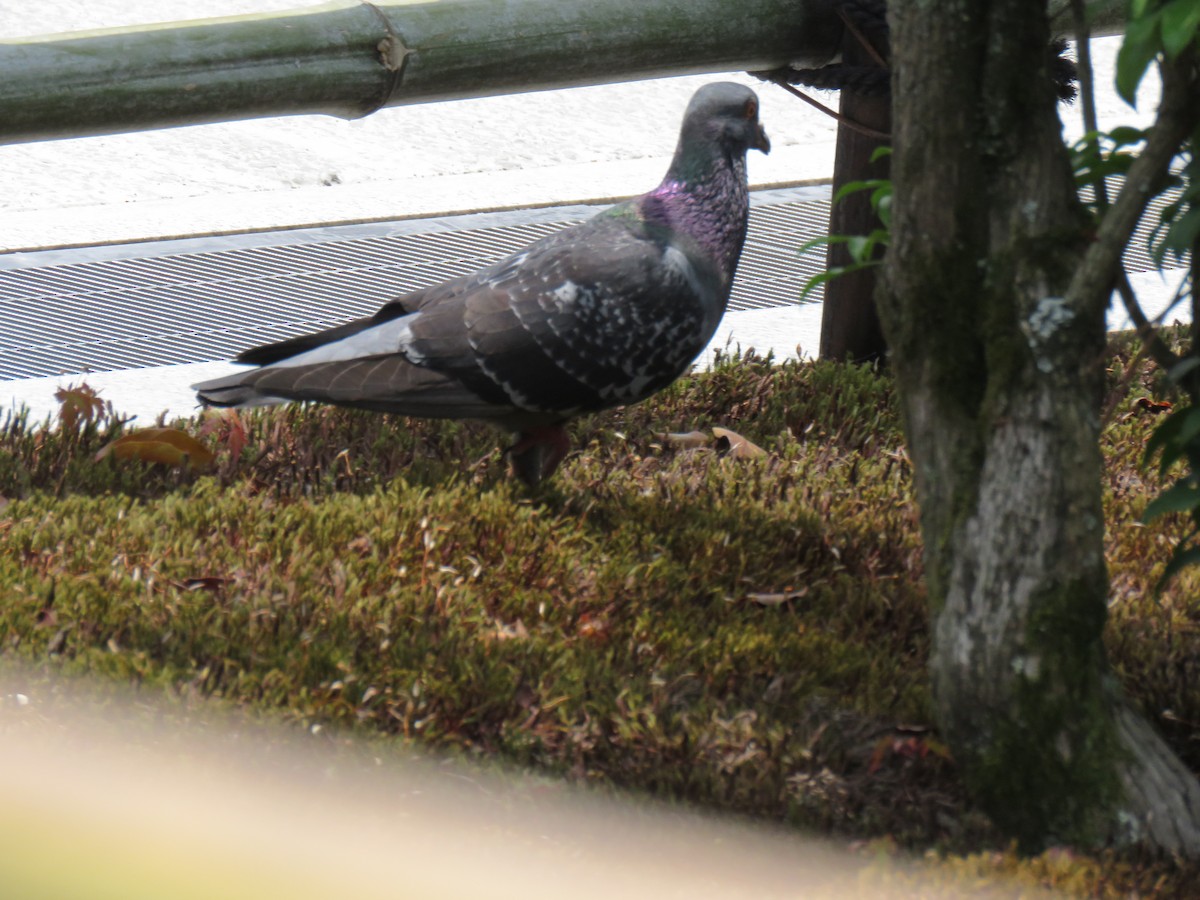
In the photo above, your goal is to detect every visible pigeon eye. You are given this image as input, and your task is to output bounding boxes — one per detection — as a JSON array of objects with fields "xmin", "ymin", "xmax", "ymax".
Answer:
[{"xmin": 743, "ymin": 100, "xmax": 757, "ymax": 119}]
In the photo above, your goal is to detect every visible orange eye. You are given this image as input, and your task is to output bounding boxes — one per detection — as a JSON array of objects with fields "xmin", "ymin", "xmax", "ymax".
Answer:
[{"xmin": 744, "ymin": 100, "xmax": 757, "ymax": 119}]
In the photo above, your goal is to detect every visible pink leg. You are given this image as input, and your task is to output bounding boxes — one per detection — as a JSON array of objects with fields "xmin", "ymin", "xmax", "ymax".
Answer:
[{"xmin": 507, "ymin": 425, "xmax": 571, "ymax": 486}]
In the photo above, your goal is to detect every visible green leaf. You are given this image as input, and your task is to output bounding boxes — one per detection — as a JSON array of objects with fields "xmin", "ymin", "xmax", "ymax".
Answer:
[
  {"xmin": 846, "ymin": 235, "xmax": 872, "ymax": 261},
  {"xmin": 1108, "ymin": 125, "xmax": 1150, "ymax": 146},
  {"xmin": 873, "ymin": 190, "xmax": 893, "ymax": 228},
  {"xmin": 1143, "ymin": 405, "xmax": 1200, "ymax": 471},
  {"xmin": 798, "ymin": 260, "xmax": 881, "ymax": 301},
  {"xmin": 1144, "ymin": 477, "xmax": 1200, "ymax": 522},
  {"xmin": 797, "ymin": 235, "xmax": 833, "ymax": 255},
  {"xmin": 1149, "ymin": 198, "xmax": 1185, "ymax": 264},
  {"xmin": 843, "ymin": 231, "xmax": 890, "ymax": 264},
  {"xmin": 1168, "ymin": 355, "xmax": 1200, "ymax": 383},
  {"xmin": 1179, "ymin": 405, "xmax": 1200, "ymax": 448},
  {"xmin": 1162, "ymin": 0, "xmax": 1200, "ymax": 57},
  {"xmin": 1158, "ymin": 541, "xmax": 1200, "ymax": 587},
  {"xmin": 833, "ymin": 178, "xmax": 887, "ymax": 205},
  {"xmin": 1116, "ymin": 11, "xmax": 1163, "ymax": 105},
  {"xmin": 797, "ymin": 234, "xmax": 846, "ymax": 256},
  {"xmin": 1162, "ymin": 206, "xmax": 1200, "ymax": 259},
  {"xmin": 798, "ymin": 268, "xmax": 841, "ymax": 301},
  {"xmin": 1070, "ymin": 128, "xmax": 1146, "ymax": 194}
]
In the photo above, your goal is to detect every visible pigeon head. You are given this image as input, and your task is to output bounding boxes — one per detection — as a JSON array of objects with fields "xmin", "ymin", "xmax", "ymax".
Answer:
[
  {"xmin": 644, "ymin": 82, "xmax": 769, "ymax": 283},
  {"xmin": 678, "ymin": 82, "xmax": 771, "ymax": 161}
]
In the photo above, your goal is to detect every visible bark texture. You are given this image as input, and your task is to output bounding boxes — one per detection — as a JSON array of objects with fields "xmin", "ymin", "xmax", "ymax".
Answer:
[{"xmin": 879, "ymin": 0, "xmax": 1200, "ymax": 853}]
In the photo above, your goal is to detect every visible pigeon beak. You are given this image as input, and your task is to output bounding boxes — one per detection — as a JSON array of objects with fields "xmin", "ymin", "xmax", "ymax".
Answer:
[{"xmin": 753, "ymin": 124, "xmax": 771, "ymax": 154}]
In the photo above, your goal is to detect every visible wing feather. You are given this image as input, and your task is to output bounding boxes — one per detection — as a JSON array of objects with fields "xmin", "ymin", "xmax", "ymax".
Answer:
[{"xmin": 195, "ymin": 208, "xmax": 725, "ymax": 421}]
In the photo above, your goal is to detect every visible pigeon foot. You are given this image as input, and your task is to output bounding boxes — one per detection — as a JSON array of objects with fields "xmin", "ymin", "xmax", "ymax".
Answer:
[{"xmin": 507, "ymin": 425, "xmax": 571, "ymax": 486}]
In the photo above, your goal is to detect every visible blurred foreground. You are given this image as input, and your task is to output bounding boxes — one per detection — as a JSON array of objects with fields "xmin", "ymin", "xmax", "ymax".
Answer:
[{"xmin": 1, "ymin": 670, "xmax": 1045, "ymax": 899}]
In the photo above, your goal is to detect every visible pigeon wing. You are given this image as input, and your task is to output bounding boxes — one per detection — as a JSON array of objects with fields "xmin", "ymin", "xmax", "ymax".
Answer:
[
  {"xmin": 459, "ymin": 213, "xmax": 722, "ymax": 411},
  {"xmin": 194, "ymin": 213, "xmax": 719, "ymax": 422}
]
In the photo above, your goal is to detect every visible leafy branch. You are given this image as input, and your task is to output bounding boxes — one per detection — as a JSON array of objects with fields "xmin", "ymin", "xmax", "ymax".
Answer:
[{"xmin": 798, "ymin": 147, "xmax": 892, "ymax": 300}]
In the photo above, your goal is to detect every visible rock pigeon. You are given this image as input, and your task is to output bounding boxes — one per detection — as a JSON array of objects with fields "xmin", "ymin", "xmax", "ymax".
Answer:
[{"xmin": 194, "ymin": 82, "xmax": 770, "ymax": 485}]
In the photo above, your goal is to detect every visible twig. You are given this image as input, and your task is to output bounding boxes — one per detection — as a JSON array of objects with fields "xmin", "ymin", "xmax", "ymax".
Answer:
[
  {"xmin": 838, "ymin": 7, "xmax": 888, "ymax": 69},
  {"xmin": 1115, "ymin": 267, "xmax": 1181, "ymax": 374},
  {"xmin": 1070, "ymin": 0, "xmax": 1102, "ymax": 156},
  {"xmin": 763, "ymin": 76, "xmax": 892, "ymax": 141},
  {"xmin": 1067, "ymin": 54, "xmax": 1200, "ymax": 323}
]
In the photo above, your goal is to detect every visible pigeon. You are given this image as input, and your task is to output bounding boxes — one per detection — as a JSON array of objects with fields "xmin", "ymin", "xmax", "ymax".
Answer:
[{"xmin": 194, "ymin": 82, "xmax": 770, "ymax": 485}]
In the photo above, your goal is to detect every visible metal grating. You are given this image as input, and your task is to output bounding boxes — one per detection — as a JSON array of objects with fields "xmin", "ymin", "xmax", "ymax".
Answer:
[
  {"xmin": 0, "ymin": 182, "xmax": 1184, "ymax": 382},
  {"xmin": 0, "ymin": 189, "xmax": 833, "ymax": 381}
]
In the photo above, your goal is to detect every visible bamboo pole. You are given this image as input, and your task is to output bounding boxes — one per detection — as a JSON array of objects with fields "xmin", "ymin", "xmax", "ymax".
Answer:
[{"xmin": 0, "ymin": 0, "xmax": 843, "ymax": 144}]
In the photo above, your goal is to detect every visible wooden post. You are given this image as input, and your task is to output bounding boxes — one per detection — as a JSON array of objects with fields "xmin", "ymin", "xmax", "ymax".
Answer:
[{"xmin": 818, "ymin": 23, "xmax": 891, "ymax": 363}]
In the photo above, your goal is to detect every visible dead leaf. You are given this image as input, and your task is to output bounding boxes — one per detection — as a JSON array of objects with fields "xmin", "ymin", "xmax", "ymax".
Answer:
[
  {"xmin": 660, "ymin": 430, "xmax": 711, "ymax": 449},
  {"xmin": 199, "ymin": 409, "xmax": 248, "ymax": 465},
  {"xmin": 96, "ymin": 428, "xmax": 215, "ymax": 469},
  {"xmin": 491, "ymin": 619, "xmax": 529, "ymax": 641},
  {"xmin": 55, "ymin": 383, "xmax": 106, "ymax": 432},
  {"xmin": 346, "ymin": 536, "xmax": 374, "ymax": 557},
  {"xmin": 745, "ymin": 587, "xmax": 808, "ymax": 606},
  {"xmin": 712, "ymin": 427, "xmax": 767, "ymax": 459},
  {"xmin": 1134, "ymin": 397, "xmax": 1173, "ymax": 414},
  {"xmin": 174, "ymin": 576, "xmax": 232, "ymax": 592},
  {"xmin": 868, "ymin": 734, "xmax": 952, "ymax": 775},
  {"xmin": 577, "ymin": 612, "xmax": 611, "ymax": 643}
]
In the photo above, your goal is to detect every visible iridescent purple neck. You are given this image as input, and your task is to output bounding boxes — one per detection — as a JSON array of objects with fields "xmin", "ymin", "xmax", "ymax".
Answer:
[{"xmin": 638, "ymin": 156, "xmax": 750, "ymax": 283}]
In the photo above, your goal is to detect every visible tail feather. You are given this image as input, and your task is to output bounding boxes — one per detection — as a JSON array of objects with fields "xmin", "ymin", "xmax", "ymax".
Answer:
[
  {"xmin": 237, "ymin": 317, "xmax": 375, "ymax": 366},
  {"xmin": 195, "ymin": 309, "xmax": 407, "ymax": 407},
  {"xmin": 193, "ymin": 372, "xmax": 283, "ymax": 408}
]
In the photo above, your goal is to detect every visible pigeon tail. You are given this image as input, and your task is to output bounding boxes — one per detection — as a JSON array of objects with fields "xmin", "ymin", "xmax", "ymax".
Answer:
[{"xmin": 194, "ymin": 374, "xmax": 284, "ymax": 409}]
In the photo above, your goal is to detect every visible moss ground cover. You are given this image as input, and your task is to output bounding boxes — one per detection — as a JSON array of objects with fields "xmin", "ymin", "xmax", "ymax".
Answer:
[{"xmin": 2, "ymin": 346, "xmax": 1198, "ymax": 894}]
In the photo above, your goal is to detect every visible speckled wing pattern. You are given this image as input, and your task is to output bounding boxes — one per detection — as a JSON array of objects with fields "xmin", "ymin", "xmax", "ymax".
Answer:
[
  {"xmin": 194, "ymin": 79, "xmax": 770, "ymax": 487},
  {"xmin": 196, "ymin": 206, "xmax": 722, "ymax": 427}
]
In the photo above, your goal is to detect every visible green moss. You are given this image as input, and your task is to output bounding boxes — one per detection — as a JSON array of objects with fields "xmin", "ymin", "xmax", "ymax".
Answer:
[
  {"xmin": 0, "ymin": 354, "xmax": 939, "ymax": 834},
  {"xmin": 968, "ymin": 577, "xmax": 1123, "ymax": 852},
  {"xmin": 1, "ymin": 347, "xmax": 1198, "ymax": 893}
]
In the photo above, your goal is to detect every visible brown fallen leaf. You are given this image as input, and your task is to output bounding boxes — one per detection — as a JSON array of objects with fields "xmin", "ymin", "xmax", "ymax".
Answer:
[
  {"xmin": 96, "ymin": 428, "xmax": 215, "ymax": 469},
  {"xmin": 660, "ymin": 430, "xmax": 711, "ymax": 449},
  {"xmin": 198, "ymin": 408, "xmax": 248, "ymax": 465},
  {"xmin": 174, "ymin": 576, "xmax": 232, "ymax": 593},
  {"xmin": 745, "ymin": 587, "xmax": 808, "ymax": 606},
  {"xmin": 577, "ymin": 611, "xmax": 612, "ymax": 644},
  {"xmin": 1134, "ymin": 397, "xmax": 1173, "ymax": 414},
  {"xmin": 56, "ymin": 383, "xmax": 107, "ymax": 432},
  {"xmin": 490, "ymin": 619, "xmax": 529, "ymax": 641},
  {"xmin": 712, "ymin": 427, "xmax": 768, "ymax": 459}
]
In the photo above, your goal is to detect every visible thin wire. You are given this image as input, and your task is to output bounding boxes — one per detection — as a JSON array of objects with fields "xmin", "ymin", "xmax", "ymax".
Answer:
[{"xmin": 763, "ymin": 77, "xmax": 891, "ymax": 142}]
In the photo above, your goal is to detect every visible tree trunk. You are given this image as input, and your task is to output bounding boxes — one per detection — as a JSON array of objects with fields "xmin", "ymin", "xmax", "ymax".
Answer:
[{"xmin": 878, "ymin": 0, "xmax": 1200, "ymax": 853}]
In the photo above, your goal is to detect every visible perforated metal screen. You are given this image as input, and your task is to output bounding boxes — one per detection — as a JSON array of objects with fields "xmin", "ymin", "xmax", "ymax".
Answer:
[
  {"xmin": 0, "ymin": 187, "xmax": 834, "ymax": 380},
  {"xmin": 0, "ymin": 182, "xmax": 1179, "ymax": 381}
]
